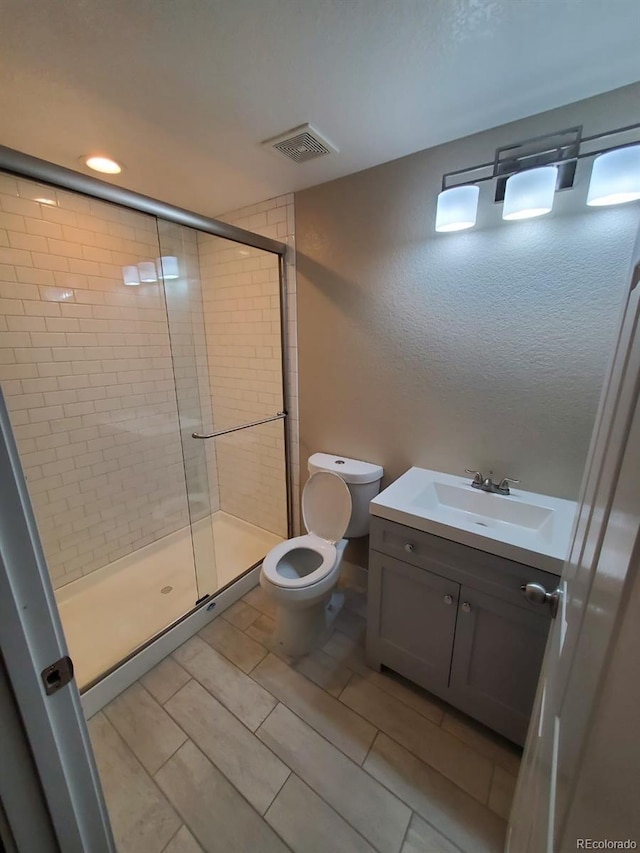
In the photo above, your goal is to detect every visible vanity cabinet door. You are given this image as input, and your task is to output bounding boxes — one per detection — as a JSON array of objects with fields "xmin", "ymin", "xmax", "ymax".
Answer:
[
  {"xmin": 449, "ymin": 585, "xmax": 550, "ymax": 745},
  {"xmin": 367, "ymin": 552, "xmax": 460, "ymax": 693}
]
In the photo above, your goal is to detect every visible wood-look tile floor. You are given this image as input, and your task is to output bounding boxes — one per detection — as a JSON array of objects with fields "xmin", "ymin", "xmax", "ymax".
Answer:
[{"xmin": 88, "ymin": 579, "xmax": 521, "ymax": 853}]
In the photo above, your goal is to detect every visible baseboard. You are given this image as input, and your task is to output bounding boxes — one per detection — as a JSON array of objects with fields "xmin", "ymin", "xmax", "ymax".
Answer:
[{"xmin": 81, "ymin": 566, "xmax": 261, "ymax": 718}]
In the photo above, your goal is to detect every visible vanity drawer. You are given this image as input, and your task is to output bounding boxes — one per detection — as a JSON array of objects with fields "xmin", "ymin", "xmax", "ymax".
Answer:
[{"xmin": 370, "ymin": 515, "xmax": 557, "ymax": 610}]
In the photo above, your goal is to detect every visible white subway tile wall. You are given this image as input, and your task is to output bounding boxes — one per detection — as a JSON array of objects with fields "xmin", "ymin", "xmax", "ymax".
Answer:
[
  {"xmin": 0, "ymin": 175, "xmax": 191, "ymax": 589},
  {"xmin": 198, "ymin": 191, "xmax": 297, "ymax": 536}
]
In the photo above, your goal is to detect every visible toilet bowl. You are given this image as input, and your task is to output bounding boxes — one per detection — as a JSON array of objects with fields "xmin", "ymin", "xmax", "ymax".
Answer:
[{"xmin": 260, "ymin": 453, "xmax": 383, "ymax": 657}]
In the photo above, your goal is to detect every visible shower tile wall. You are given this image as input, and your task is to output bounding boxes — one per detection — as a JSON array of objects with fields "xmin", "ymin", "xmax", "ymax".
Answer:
[
  {"xmin": 200, "ymin": 194, "xmax": 299, "ymax": 536},
  {"xmin": 0, "ymin": 176, "xmax": 189, "ymax": 589}
]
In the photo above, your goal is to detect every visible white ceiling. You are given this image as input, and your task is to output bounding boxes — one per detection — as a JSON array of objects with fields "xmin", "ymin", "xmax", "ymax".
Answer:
[{"xmin": 1, "ymin": 0, "xmax": 639, "ymax": 218}]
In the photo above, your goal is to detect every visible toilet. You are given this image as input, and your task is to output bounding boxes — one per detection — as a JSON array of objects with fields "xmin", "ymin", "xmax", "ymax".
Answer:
[{"xmin": 260, "ymin": 452, "xmax": 383, "ymax": 657}]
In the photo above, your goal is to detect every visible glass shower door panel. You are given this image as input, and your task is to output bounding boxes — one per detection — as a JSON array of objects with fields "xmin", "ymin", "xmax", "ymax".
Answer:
[
  {"xmin": 157, "ymin": 220, "xmax": 218, "ymax": 598},
  {"xmin": 212, "ymin": 418, "xmax": 288, "ymax": 588},
  {"xmin": 0, "ymin": 174, "xmax": 199, "ymax": 687},
  {"xmin": 158, "ymin": 223, "xmax": 287, "ymax": 594}
]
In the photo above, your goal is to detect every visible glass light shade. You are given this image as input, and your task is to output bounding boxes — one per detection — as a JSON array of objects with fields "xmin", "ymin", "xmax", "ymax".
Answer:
[
  {"xmin": 122, "ymin": 265, "xmax": 140, "ymax": 286},
  {"xmin": 138, "ymin": 261, "xmax": 157, "ymax": 282},
  {"xmin": 435, "ymin": 185, "xmax": 479, "ymax": 232},
  {"xmin": 502, "ymin": 166, "xmax": 558, "ymax": 220},
  {"xmin": 587, "ymin": 145, "xmax": 640, "ymax": 207},
  {"xmin": 155, "ymin": 256, "xmax": 179, "ymax": 280}
]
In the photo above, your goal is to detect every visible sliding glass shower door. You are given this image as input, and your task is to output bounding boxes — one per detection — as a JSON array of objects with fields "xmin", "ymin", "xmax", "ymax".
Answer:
[
  {"xmin": 158, "ymin": 222, "xmax": 288, "ymax": 598},
  {"xmin": 0, "ymin": 168, "xmax": 289, "ymax": 690}
]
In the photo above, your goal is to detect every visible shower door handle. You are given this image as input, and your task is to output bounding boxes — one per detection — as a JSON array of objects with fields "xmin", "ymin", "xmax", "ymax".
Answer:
[{"xmin": 192, "ymin": 411, "xmax": 287, "ymax": 439}]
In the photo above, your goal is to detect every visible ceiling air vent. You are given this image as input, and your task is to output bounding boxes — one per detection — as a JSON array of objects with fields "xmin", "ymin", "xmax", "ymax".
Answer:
[{"xmin": 262, "ymin": 123, "xmax": 338, "ymax": 164}]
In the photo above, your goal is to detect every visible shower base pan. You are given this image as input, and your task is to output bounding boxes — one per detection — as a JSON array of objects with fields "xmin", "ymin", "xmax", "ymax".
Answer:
[{"xmin": 55, "ymin": 511, "xmax": 282, "ymax": 688}]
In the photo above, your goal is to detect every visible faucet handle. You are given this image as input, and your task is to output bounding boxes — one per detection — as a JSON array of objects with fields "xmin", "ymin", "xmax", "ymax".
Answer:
[
  {"xmin": 498, "ymin": 476, "xmax": 520, "ymax": 492},
  {"xmin": 465, "ymin": 469, "xmax": 483, "ymax": 486}
]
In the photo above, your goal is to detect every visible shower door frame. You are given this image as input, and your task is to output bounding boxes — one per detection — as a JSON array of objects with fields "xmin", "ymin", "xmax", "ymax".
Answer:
[{"xmin": 0, "ymin": 144, "xmax": 295, "ymax": 708}]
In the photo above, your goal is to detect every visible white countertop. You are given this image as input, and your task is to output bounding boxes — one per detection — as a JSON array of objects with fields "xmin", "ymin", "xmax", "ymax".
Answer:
[{"xmin": 370, "ymin": 467, "xmax": 578, "ymax": 575}]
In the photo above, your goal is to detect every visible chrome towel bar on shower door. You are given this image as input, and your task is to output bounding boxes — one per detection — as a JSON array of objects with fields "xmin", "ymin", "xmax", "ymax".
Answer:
[{"xmin": 191, "ymin": 411, "xmax": 287, "ymax": 439}]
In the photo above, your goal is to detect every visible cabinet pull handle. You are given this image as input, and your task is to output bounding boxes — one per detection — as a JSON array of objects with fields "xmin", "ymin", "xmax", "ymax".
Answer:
[
  {"xmin": 443, "ymin": 594, "xmax": 454, "ymax": 605},
  {"xmin": 404, "ymin": 543, "xmax": 414, "ymax": 553},
  {"xmin": 461, "ymin": 601, "xmax": 472, "ymax": 613}
]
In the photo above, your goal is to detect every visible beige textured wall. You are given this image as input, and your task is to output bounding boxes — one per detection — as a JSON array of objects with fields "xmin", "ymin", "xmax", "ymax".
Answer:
[
  {"xmin": 0, "ymin": 176, "xmax": 190, "ymax": 588},
  {"xmin": 295, "ymin": 84, "xmax": 640, "ymax": 565}
]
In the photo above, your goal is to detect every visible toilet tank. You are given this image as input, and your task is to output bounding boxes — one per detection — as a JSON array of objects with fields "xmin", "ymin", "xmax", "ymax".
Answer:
[{"xmin": 307, "ymin": 452, "xmax": 383, "ymax": 538}]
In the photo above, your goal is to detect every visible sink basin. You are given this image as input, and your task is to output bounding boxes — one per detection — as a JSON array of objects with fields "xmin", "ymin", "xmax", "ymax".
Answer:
[{"xmin": 370, "ymin": 468, "xmax": 577, "ymax": 573}]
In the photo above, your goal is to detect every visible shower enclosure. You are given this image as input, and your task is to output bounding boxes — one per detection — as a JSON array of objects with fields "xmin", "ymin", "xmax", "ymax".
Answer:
[{"xmin": 0, "ymin": 159, "xmax": 290, "ymax": 689}]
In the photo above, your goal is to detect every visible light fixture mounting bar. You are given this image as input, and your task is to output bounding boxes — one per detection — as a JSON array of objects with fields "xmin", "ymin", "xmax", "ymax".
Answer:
[
  {"xmin": 440, "ymin": 120, "xmax": 640, "ymax": 198},
  {"xmin": 492, "ymin": 126, "xmax": 581, "ymax": 201}
]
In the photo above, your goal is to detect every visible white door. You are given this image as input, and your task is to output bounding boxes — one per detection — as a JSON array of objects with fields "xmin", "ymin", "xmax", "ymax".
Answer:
[
  {"xmin": 0, "ymin": 390, "xmax": 115, "ymax": 852},
  {"xmin": 507, "ymin": 243, "xmax": 640, "ymax": 851}
]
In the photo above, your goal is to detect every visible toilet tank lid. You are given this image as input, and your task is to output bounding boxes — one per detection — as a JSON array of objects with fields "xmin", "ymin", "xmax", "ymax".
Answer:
[{"xmin": 308, "ymin": 452, "xmax": 383, "ymax": 485}]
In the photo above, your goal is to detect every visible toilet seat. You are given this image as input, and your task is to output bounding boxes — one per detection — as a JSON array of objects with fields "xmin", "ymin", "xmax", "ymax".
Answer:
[
  {"xmin": 261, "ymin": 534, "xmax": 337, "ymax": 589},
  {"xmin": 262, "ymin": 472, "xmax": 352, "ymax": 590}
]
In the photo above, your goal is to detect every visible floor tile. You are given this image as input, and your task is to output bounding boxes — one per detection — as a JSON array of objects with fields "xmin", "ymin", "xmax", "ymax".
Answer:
[
  {"xmin": 441, "ymin": 711, "xmax": 522, "ymax": 776},
  {"xmin": 366, "ymin": 668, "xmax": 445, "ymax": 725},
  {"xmin": 140, "ymin": 658, "xmax": 191, "ymax": 705},
  {"xmin": 488, "ymin": 766, "xmax": 517, "ymax": 821},
  {"xmin": 247, "ymin": 613, "xmax": 352, "ymax": 695},
  {"xmin": 104, "ymin": 683, "xmax": 187, "ymax": 775},
  {"xmin": 258, "ymin": 703, "xmax": 410, "ymax": 853},
  {"xmin": 163, "ymin": 825, "xmax": 203, "ymax": 853},
  {"xmin": 242, "ymin": 585, "xmax": 278, "ymax": 619},
  {"xmin": 296, "ymin": 648, "xmax": 353, "ymax": 697},
  {"xmin": 265, "ymin": 774, "xmax": 375, "ymax": 853},
  {"xmin": 341, "ymin": 676, "xmax": 492, "ymax": 802},
  {"xmin": 165, "ymin": 680, "xmax": 289, "ymax": 814},
  {"xmin": 88, "ymin": 712, "xmax": 180, "ymax": 853},
  {"xmin": 155, "ymin": 741, "xmax": 288, "ymax": 853},
  {"xmin": 333, "ymin": 606, "xmax": 366, "ymax": 640},
  {"xmin": 364, "ymin": 734, "xmax": 506, "ymax": 853},
  {"xmin": 245, "ymin": 614, "xmax": 292, "ymax": 662},
  {"xmin": 221, "ymin": 599, "xmax": 261, "ymax": 631},
  {"xmin": 199, "ymin": 617, "xmax": 267, "ymax": 673},
  {"xmin": 401, "ymin": 814, "xmax": 460, "ymax": 853},
  {"xmin": 173, "ymin": 635, "xmax": 276, "ymax": 731},
  {"xmin": 252, "ymin": 653, "xmax": 376, "ymax": 764},
  {"xmin": 339, "ymin": 579, "xmax": 368, "ymax": 619},
  {"xmin": 322, "ymin": 628, "xmax": 371, "ymax": 675},
  {"xmin": 325, "ymin": 633, "xmax": 445, "ymax": 725}
]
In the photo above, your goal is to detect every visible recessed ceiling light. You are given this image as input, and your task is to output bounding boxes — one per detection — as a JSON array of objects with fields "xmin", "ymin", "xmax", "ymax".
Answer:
[
  {"xmin": 83, "ymin": 155, "xmax": 123, "ymax": 175},
  {"xmin": 34, "ymin": 197, "xmax": 57, "ymax": 206}
]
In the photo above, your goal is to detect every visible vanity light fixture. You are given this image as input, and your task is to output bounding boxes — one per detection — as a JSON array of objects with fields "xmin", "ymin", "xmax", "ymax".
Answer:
[
  {"xmin": 435, "ymin": 122, "xmax": 640, "ymax": 232},
  {"xmin": 502, "ymin": 166, "xmax": 558, "ymax": 220},
  {"xmin": 155, "ymin": 256, "xmax": 179, "ymax": 280},
  {"xmin": 587, "ymin": 144, "xmax": 640, "ymax": 206},
  {"xmin": 122, "ymin": 265, "xmax": 140, "ymax": 286},
  {"xmin": 83, "ymin": 155, "xmax": 122, "ymax": 175},
  {"xmin": 435, "ymin": 185, "xmax": 479, "ymax": 231}
]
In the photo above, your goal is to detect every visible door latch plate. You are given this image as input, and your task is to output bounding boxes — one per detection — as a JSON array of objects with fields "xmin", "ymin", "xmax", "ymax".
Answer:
[{"xmin": 41, "ymin": 656, "xmax": 74, "ymax": 695}]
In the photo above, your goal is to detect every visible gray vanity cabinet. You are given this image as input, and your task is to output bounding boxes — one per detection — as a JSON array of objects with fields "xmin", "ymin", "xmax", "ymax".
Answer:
[
  {"xmin": 367, "ymin": 517, "xmax": 554, "ymax": 745},
  {"xmin": 447, "ymin": 586, "xmax": 550, "ymax": 744},
  {"xmin": 368, "ymin": 552, "xmax": 459, "ymax": 693}
]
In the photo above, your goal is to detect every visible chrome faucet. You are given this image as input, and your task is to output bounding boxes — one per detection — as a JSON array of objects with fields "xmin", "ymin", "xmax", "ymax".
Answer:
[{"xmin": 465, "ymin": 469, "xmax": 520, "ymax": 495}]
